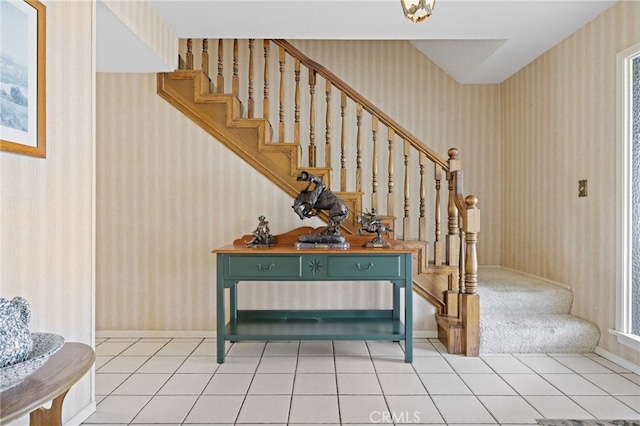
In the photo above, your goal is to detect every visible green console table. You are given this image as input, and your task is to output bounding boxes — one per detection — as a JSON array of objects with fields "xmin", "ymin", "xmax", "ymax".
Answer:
[{"xmin": 213, "ymin": 227, "xmax": 415, "ymax": 363}]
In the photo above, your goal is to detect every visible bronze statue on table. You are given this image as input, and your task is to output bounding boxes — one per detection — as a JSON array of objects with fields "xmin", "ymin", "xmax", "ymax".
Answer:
[
  {"xmin": 245, "ymin": 215, "xmax": 274, "ymax": 247},
  {"xmin": 356, "ymin": 208, "xmax": 393, "ymax": 247},
  {"xmin": 292, "ymin": 171, "xmax": 349, "ymax": 248}
]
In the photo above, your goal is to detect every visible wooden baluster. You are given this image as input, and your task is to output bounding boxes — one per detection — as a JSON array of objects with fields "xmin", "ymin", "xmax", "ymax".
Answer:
[
  {"xmin": 340, "ymin": 91, "xmax": 347, "ymax": 192},
  {"xmin": 325, "ymin": 80, "xmax": 332, "ymax": 169},
  {"xmin": 387, "ymin": 129, "xmax": 395, "ymax": 218},
  {"xmin": 356, "ymin": 103, "xmax": 363, "ymax": 193},
  {"xmin": 185, "ymin": 38, "xmax": 193, "ymax": 70},
  {"xmin": 458, "ymin": 224, "xmax": 466, "ymax": 293},
  {"xmin": 263, "ymin": 40, "xmax": 270, "ymax": 120},
  {"xmin": 464, "ymin": 196, "xmax": 480, "ymax": 295},
  {"xmin": 248, "ymin": 39, "xmax": 255, "ymax": 118},
  {"xmin": 419, "ymin": 152, "xmax": 426, "ymax": 241},
  {"xmin": 216, "ymin": 39, "xmax": 224, "ymax": 93},
  {"xmin": 371, "ymin": 117, "xmax": 379, "ymax": 211},
  {"xmin": 447, "ymin": 148, "xmax": 461, "ymax": 265},
  {"xmin": 278, "ymin": 46, "xmax": 285, "ymax": 142},
  {"xmin": 403, "ymin": 140, "xmax": 410, "ymax": 239},
  {"xmin": 294, "ymin": 59, "xmax": 301, "ymax": 146},
  {"xmin": 232, "ymin": 39, "xmax": 239, "ymax": 96},
  {"xmin": 434, "ymin": 164, "xmax": 443, "ymax": 266},
  {"xmin": 308, "ymin": 69, "xmax": 316, "ymax": 167},
  {"xmin": 201, "ymin": 39, "xmax": 209, "ymax": 75}
]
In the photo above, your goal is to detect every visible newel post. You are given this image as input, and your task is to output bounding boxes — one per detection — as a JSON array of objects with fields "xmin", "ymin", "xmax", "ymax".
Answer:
[
  {"xmin": 446, "ymin": 148, "xmax": 461, "ymax": 266},
  {"xmin": 461, "ymin": 195, "xmax": 480, "ymax": 356}
]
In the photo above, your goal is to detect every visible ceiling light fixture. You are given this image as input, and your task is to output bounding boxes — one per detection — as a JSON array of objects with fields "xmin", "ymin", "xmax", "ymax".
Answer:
[{"xmin": 401, "ymin": 0, "xmax": 436, "ymax": 23}]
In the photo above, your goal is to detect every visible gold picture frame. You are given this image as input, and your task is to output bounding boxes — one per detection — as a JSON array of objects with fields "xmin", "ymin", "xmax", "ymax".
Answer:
[{"xmin": 0, "ymin": 0, "xmax": 46, "ymax": 158}]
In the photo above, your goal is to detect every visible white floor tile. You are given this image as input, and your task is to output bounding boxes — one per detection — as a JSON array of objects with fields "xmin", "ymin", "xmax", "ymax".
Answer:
[
  {"xmin": 295, "ymin": 356, "xmax": 335, "ymax": 373},
  {"xmin": 288, "ymin": 395, "xmax": 340, "ymax": 423},
  {"xmin": 299, "ymin": 341, "xmax": 334, "ymax": 356},
  {"xmin": 373, "ymin": 357, "xmax": 416, "ymax": 373},
  {"xmin": 446, "ymin": 356, "xmax": 493, "ymax": 374},
  {"xmin": 586, "ymin": 354, "xmax": 632, "ymax": 373},
  {"xmin": 515, "ymin": 355, "xmax": 573, "ymax": 374},
  {"xmin": 191, "ymin": 341, "xmax": 216, "ymax": 357},
  {"xmin": 338, "ymin": 395, "xmax": 391, "ymax": 423},
  {"xmin": 95, "ymin": 356, "xmax": 113, "ymax": 370},
  {"xmin": 335, "ymin": 356, "xmax": 375, "ymax": 373},
  {"xmin": 385, "ymin": 395, "xmax": 445, "ymax": 424},
  {"xmin": 214, "ymin": 356, "xmax": 260, "ymax": 373},
  {"xmin": 183, "ymin": 395, "xmax": 244, "ymax": 423},
  {"xmin": 121, "ymin": 341, "xmax": 167, "ymax": 356},
  {"xmin": 367, "ymin": 341, "xmax": 404, "ymax": 357},
  {"xmin": 156, "ymin": 339, "xmax": 202, "ymax": 356},
  {"xmin": 203, "ymin": 373, "xmax": 253, "ymax": 395},
  {"xmin": 293, "ymin": 373, "xmax": 337, "ymax": 394},
  {"xmin": 256, "ymin": 356, "xmax": 297, "ymax": 373},
  {"xmin": 157, "ymin": 373, "xmax": 212, "ymax": 395},
  {"xmin": 419, "ymin": 373, "xmax": 472, "ymax": 395},
  {"xmin": 223, "ymin": 341, "xmax": 264, "ymax": 357},
  {"xmin": 616, "ymin": 395, "xmax": 640, "ymax": 411},
  {"xmin": 481, "ymin": 355, "xmax": 534, "ymax": 374},
  {"xmin": 334, "ymin": 341, "xmax": 369, "ymax": 356},
  {"xmin": 235, "ymin": 395, "xmax": 291, "ymax": 423},
  {"xmin": 582, "ymin": 373, "xmax": 640, "ymax": 395},
  {"xmin": 524, "ymin": 395, "xmax": 594, "ymax": 419},
  {"xmin": 541, "ymin": 373, "xmax": 608, "ymax": 395},
  {"xmin": 263, "ymin": 341, "xmax": 300, "ymax": 356},
  {"xmin": 95, "ymin": 341, "xmax": 136, "ymax": 357},
  {"xmin": 378, "ymin": 373, "xmax": 428, "ymax": 395},
  {"xmin": 622, "ymin": 373, "xmax": 640, "ymax": 385},
  {"xmin": 111, "ymin": 373, "xmax": 171, "ymax": 395},
  {"xmin": 176, "ymin": 356, "xmax": 219, "ymax": 374},
  {"xmin": 248, "ymin": 373, "xmax": 294, "ymax": 394},
  {"xmin": 552, "ymin": 355, "xmax": 616, "ymax": 373},
  {"xmin": 84, "ymin": 395, "xmax": 151, "ymax": 424},
  {"xmin": 131, "ymin": 395, "xmax": 197, "ymax": 423},
  {"xmin": 571, "ymin": 395, "xmax": 640, "ymax": 418},
  {"xmin": 98, "ymin": 356, "xmax": 149, "ymax": 374},
  {"xmin": 136, "ymin": 356, "xmax": 186, "ymax": 374},
  {"xmin": 459, "ymin": 374, "xmax": 517, "ymax": 395},
  {"xmin": 95, "ymin": 373, "xmax": 130, "ymax": 396},
  {"xmin": 499, "ymin": 373, "xmax": 562, "ymax": 395},
  {"xmin": 412, "ymin": 356, "xmax": 454, "ymax": 373},
  {"xmin": 430, "ymin": 395, "xmax": 496, "ymax": 424},
  {"xmin": 337, "ymin": 373, "xmax": 382, "ymax": 394},
  {"xmin": 477, "ymin": 395, "xmax": 541, "ymax": 424},
  {"xmin": 411, "ymin": 341, "xmax": 442, "ymax": 357}
]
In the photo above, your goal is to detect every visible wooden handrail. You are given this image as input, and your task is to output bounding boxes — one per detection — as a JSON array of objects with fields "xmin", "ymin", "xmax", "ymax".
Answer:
[{"xmin": 271, "ymin": 39, "xmax": 449, "ymax": 171}]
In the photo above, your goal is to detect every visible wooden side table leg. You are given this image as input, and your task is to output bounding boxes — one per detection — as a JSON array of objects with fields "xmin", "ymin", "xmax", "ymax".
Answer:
[{"xmin": 29, "ymin": 389, "xmax": 69, "ymax": 426}]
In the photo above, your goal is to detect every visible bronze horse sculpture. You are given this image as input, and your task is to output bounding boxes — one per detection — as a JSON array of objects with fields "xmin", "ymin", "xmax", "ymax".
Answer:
[
  {"xmin": 292, "ymin": 171, "xmax": 348, "ymax": 236},
  {"xmin": 356, "ymin": 209, "xmax": 394, "ymax": 246}
]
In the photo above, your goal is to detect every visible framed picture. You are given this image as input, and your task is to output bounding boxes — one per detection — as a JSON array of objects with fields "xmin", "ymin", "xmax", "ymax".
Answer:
[{"xmin": 0, "ymin": 0, "xmax": 46, "ymax": 158}]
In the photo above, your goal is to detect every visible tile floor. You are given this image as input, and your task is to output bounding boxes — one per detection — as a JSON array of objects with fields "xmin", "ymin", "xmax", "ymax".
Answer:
[{"xmin": 83, "ymin": 338, "xmax": 640, "ymax": 425}]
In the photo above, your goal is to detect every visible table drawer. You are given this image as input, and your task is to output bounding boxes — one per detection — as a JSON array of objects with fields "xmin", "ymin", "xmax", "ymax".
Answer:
[
  {"xmin": 227, "ymin": 256, "xmax": 302, "ymax": 278},
  {"xmin": 327, "ymin": 255, "xmax": 401, "ymax": 278}
]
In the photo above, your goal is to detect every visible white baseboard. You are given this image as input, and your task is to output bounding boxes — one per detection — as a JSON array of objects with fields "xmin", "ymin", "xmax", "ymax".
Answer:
[
  {"xmin": 595, "ymin": 345, "xmax": 640, "ymax": 374},
  {"xmin": 96, "ymin": 330, "xmax": 216, "ymax": 339},
  {"xmin": 481, "ymin": 265, "xmax": 572, "ymax": 290},
  {"xmin": 65, "ymin": 402, "xmax": 96, "ymax": 426},
  {"xmin": 96, "ymin": 330, "xmax": 437, "ymax": 339}
]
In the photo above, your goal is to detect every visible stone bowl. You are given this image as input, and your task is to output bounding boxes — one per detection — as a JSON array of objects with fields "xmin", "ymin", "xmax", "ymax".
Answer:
[{"xmin": 0, "ymin": 333, "xmax": 65, "ymax": 391}]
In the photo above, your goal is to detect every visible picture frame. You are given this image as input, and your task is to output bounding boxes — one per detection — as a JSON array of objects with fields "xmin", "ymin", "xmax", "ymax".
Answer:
[{"xmin": 0, "ymin": 0, "xmax": 46, "ymax": 158}]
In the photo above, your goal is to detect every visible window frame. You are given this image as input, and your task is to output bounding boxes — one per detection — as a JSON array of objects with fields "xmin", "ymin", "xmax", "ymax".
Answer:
[{"xmin": 614, "ymin": 41, "xmax": 640, "ymax": 351}]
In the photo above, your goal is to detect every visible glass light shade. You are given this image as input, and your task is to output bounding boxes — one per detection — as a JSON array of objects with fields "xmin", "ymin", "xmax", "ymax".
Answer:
[{"xmin": 401, "ymin": 0, "xmax": 436, "ymax": 23}]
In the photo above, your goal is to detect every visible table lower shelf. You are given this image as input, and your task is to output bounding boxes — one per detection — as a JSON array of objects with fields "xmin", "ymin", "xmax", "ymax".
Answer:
[{"xmin": 224, "ymin": 310, "xmax": 406, "ymax": 341}]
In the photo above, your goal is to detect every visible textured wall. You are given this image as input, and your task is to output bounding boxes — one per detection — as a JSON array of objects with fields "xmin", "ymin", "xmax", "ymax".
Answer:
[
  {"xmin": 501, "ymin": 0, "xmax": 640, "ymax": 365},
  {"xmin": 0, "ymin": 1, "xmax": 95, "ymax": 423}
]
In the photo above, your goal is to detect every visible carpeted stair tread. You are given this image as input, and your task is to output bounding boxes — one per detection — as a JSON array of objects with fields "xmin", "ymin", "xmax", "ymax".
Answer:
[
  {"xmin": 480, "ymin": 313, "xmax": 600, "ymax": 354},
  {"xmin": 477, "ymin": 267, "xmax": 573, "ymax": 314}
]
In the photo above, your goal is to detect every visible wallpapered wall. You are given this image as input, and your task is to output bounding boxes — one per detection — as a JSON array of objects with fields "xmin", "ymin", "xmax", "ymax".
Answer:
[
  {"xmin": 501, "ymin": 0, "xmax": 640, "ymax": 365},
  {"xmin": 96, "ymin": 38, "xmax": 501, "ymax": 336},
  {"xmin": 0, "ymin": 1, "xmax": 95, "ymax": 424}
]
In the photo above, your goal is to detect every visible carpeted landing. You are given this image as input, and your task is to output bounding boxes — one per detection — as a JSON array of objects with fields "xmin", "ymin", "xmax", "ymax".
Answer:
[{"xmin": 477, "ymin": 267, "xmax": 600, "ymax": 354}]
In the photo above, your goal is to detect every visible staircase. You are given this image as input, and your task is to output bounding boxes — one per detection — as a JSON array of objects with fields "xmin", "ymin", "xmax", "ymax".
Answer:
[
  {"xmin": 477, "ymin": 267, "xmax": 600, "ymax": 353},
  {"xmin": 157, "ymin": 37, "xmax": 592, "ymax": 357}
]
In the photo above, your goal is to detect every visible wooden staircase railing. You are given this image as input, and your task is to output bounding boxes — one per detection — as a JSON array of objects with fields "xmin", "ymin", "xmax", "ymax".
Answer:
[{"xmin": 163, "ymin": 38, "xmax": 481, "ymax": 356}]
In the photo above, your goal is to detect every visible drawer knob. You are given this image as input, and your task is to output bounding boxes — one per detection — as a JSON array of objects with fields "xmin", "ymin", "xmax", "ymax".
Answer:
[
  {"xmin": 356, "ymin": 262, "xmax": 374, "ymax": 271},
  {"xmin": 256, "ymin": 262, "xmax": 275, "ymax": 271}
]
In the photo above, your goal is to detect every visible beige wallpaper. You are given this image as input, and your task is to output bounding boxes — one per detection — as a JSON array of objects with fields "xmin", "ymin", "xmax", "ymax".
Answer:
[
  {"xmin": 0, "ymin": 1, "xmax": 95, "ymax": 424},
  {"xmin": 501, "ymin": 0, "xmax": 640, "ymax": 365}
]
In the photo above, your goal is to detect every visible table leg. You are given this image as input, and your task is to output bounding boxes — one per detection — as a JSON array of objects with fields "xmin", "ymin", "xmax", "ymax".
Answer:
[
  {"xmin": 404, "ymin": 256, "xmax": 413, "ymax": 363},
  {"xmin": 29, "ymin": 389, "xmax": 68, "ymax": 426},
  {"xmin": 217, "ymin": 259, "xmax": 225, "ymax": 363},
  {"xmin": 392, "ymin": 284, "xmax": 400, "ymax": 320}
]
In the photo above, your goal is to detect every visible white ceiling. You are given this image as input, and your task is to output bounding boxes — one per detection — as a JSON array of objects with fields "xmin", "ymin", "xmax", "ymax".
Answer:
[{"xmin": 98, "ymin": 0, "xmax": 618, "ymax": 83}]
